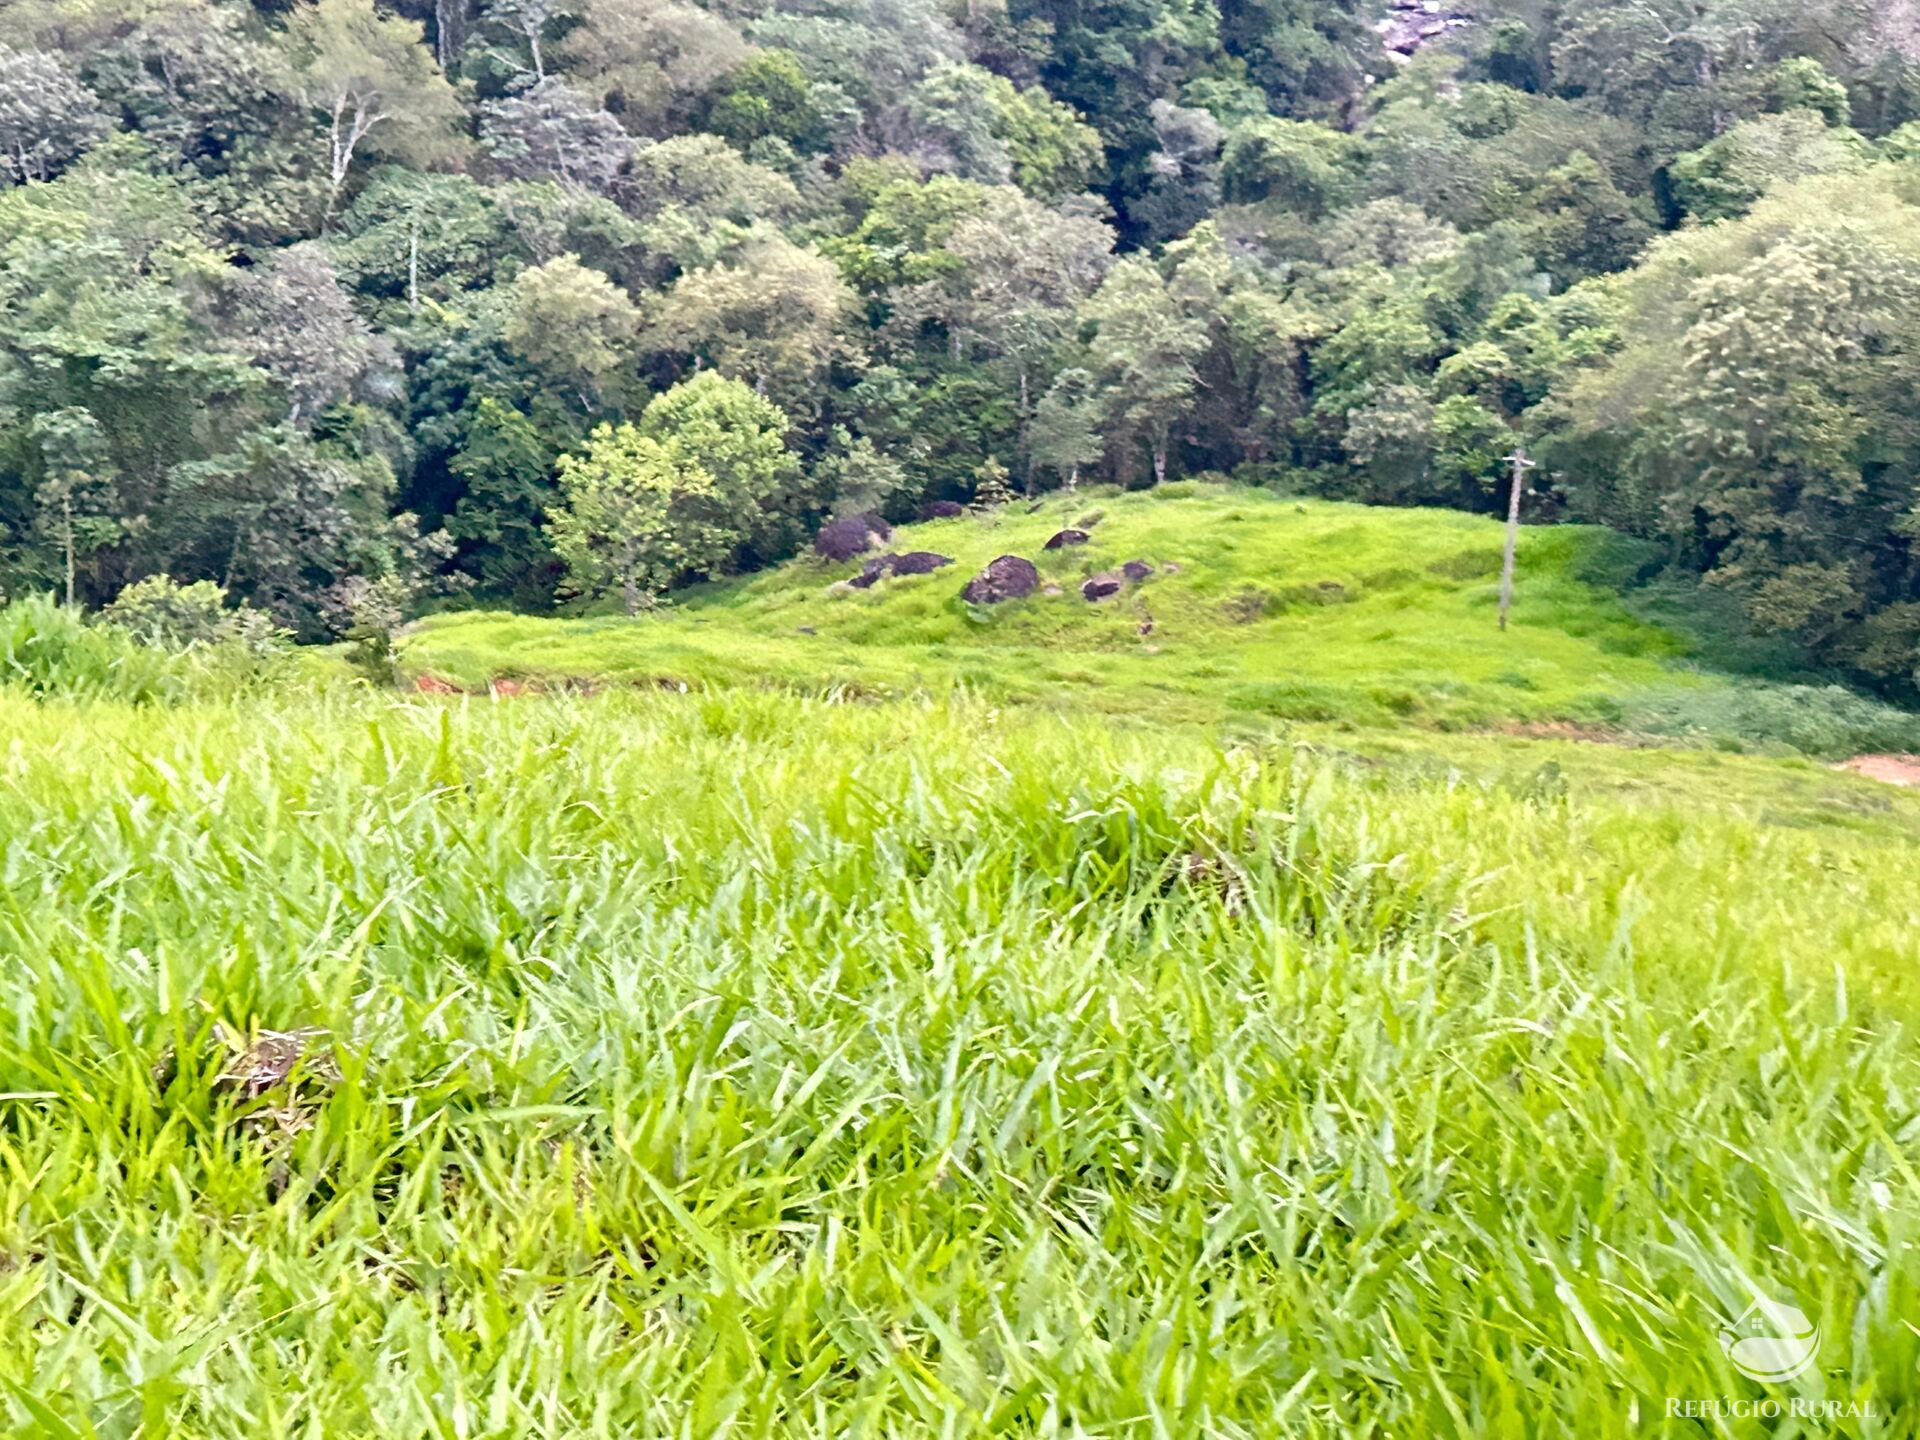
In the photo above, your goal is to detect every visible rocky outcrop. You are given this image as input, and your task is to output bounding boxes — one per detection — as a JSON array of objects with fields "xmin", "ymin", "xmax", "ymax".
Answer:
[
  {"xmin": 849, "ymin": 550, "xmax": 954, "ymax": 589},
  {"xmin": 1378, "ymin": 0, "xmax": 1472, "ymax": 61}
]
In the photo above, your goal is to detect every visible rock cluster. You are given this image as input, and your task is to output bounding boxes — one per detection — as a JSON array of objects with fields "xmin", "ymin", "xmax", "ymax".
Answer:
[
  {"xmin": 1081, "ymin": 560, "xmax": 1155, "ymax": 601},
  {"xmin": 1377, "ymin": 0, "xmax": 1472, "ymax": 61}
]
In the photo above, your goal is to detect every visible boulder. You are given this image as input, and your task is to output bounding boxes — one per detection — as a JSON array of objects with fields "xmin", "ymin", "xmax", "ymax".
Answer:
[
  {"xmin": 815, "ymin": 512, "xmax": 892, "ymax": 563},
  {"xmin": 962, "ymin": 555, "xmax": 1040, "ymax": 604},
  {"xmin": 1081, "ymin": 573, "xmax": 1123, "ymax": 601},
  {"xmin": 849, "ymin": 550, "xmax": 954, "ymax": 589},
  {"xmin": 848, "ymin": 558, "xmax": 890, "ymax": 590},
  {"xmin": 889, "ymin": 550, "xmax": 953, "ymax": 576},
  {"xmin": 920, "ymin": 499, "xmax": 966, "ymax": 520},
  {"xmin": 1044, "ymin": 528, "xmax": 1091, "ymax": 549},
  {"xmin": 1121, "ymin": 559, "xmax": 1155, "ymax": 581}
]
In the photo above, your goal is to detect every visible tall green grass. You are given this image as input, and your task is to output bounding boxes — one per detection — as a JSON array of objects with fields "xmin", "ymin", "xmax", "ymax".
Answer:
[{"xmin": 0, "ymin": 687, "xmax": 1915, "ymax": 1435}]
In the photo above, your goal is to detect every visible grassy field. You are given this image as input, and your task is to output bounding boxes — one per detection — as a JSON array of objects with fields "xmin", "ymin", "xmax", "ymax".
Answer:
[
  {"xmin": 407, "ymin": 486, "xmax": 1716, "ymax": 730},
  {"xmin": 6, "ymin": 489, "xmax": 1920, "ymax": 1434},
  {"xmin": 0, "ymin": 686, "xmax": 1917, "ymax": 1435}
]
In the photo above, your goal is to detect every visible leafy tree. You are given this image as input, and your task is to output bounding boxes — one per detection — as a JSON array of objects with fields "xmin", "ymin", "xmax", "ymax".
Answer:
[
  {"xmin": 445, "ymin": 396, "xmax": 565, "ymax": 603},
  {"xmin": 1029, "ymin": 366, "xmax": 1104, "ymax": 487},
  {"xmin": 548, "ymin": 372, "xmax": 799, "ymax": 610},
  {"xmin": 705, "ymin": 51, "xmax": 828, "ymax": 155},
  {"xmin": 0, "ymin": 44, "xmax": 111, "ymax": 184},
  {"xmin": 1078, "ymin": 256, "xmax": 1211, "ymax": 485},
  {"xmin": 480, "ymin": 77, "xmax": 631, "ymax": 192},
  {"xmin": 286, "ymin": 0, "xmax": 463, "ymax": 225},
  {"xmin": 1556, "ymin": 171, "xmax": 1920, "ymax": 662},
  {"xmin": 987, "ymin": 75, "xmax": 1104, "ymax": 199},
  {"xmin": 558, "ymin": 0, "xmax": 747, "ymax": 139},
  {"xmin": 650, "ymin": 234, "xmax": 854, "ymax": 417},
  {"xmin": 28, "ymin": 408, "xmax": 121, "ymax": 607},
  {"xmin": 234, "ymin": 242, "xmax": 391, "ymax": 423},
  {"xmin": 1668, "ymin": 110, "xmax": 1868, "ymax": 221},
  {"xmin": 1219, "ymin": 117, "xmax": 1362, "ymax": 216},
  {"xmin": 548, "ymin": 425, "xmax": 717, "ymax": 613},
  {"xmin": 635, "ymin": 370, "xmax": 807, "ymax": 562},
  {"xmin": 503, "ymin": 253, "xmax": 642, "ymax": 408}
]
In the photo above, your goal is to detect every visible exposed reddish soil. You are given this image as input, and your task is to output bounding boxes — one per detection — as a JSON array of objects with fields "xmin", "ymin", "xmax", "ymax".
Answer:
[{"xmin": 1839, "ymin": 754, "xmax": 1920, "ymax": 787}]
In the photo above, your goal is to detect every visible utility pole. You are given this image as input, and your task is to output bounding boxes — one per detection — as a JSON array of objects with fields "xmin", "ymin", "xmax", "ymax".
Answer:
[{"xmin": 1498, "ymin": 447, "xmax": 1534, "ymax": 632}]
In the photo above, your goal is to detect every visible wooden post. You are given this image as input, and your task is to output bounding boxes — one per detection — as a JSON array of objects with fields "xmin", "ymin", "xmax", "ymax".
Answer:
[{"xmin": 1498, "ymin": 447, "xmax": 1534, "ymax": 632}]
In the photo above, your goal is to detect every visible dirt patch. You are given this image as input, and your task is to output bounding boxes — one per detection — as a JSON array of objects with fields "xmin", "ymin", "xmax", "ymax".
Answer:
[
  {"xmin": 1840, "ymin": 754, "xmax": 1920, "ymax": 787},
  {"xmin": 413, "ymin": 672, "xmax": 463, "ymax": 694}
]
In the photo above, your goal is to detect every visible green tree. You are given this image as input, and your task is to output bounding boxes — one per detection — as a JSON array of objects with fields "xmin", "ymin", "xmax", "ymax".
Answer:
[
  {"xmin": 445, "ymin": 397, "xmax": 565, "ymax": 603},
  {"xmin": 1078, "ymin": 256, "xmax": 1211, "ymax": 485},
  {"xmin": 547, "ymin": 372, "xmax": 800, "ymax": 610},
  {"xmin": 705, "ymin": 51, "xmax": 827, "ymax": 154},
  {"xmin": 286, "ymin": 0, "xmax": 463, "ymax": 225},
  {"xmin": 503, "ymin": 253, "xmax": 642, "ymax": 408}
]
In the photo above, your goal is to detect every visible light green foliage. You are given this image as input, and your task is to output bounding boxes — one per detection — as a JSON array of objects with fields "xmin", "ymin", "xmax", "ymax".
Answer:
[
  {"xmin": 704, "ymin": 49, "xmax": 827, "ymax": 154},
  {"xmin": 548, "ymin": 372, "xmax": 798, "ymax": 611},
  {"xmin": 503, "ymin": 253, "xmax": 642, "ymax": 405},
  {"xmin": 100, "ymin": 575, "xmax": 285, "ymax": 653},
  {"xmin": 1218, "ymin": 116, "xmax": 1362, "ymax": 215},
  {"xmin": 1668, "ymin": 110, "xmax": 1869, "ymax": 222},
  {"xmin": 983, "ymin": 73, "xmax": 1104, "ymax": 199},
  {"xmin": 649, "ymin": 233, "xmax": 853, "ymax": 417},
  {"xmin": 0, "ymin": 680, "xmax": 1916, "ymax": 1430},
  {"xmin": 1079, "ymin": 258, "xmax": 1211, "ymax": 485},
  {"xmin": 287, "ymin": 0, "xmax": 464, "ymax": 223},
  {"xmin": 1559, "ymin": 170, "xmax": 1920, "ymax": 664},
  {"xmin": 548, "ymin": 423, "xmax": 722, "ymax": 614}
]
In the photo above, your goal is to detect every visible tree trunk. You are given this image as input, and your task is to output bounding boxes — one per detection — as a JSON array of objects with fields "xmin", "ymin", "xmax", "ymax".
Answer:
[
  {"xmin": 1152, "ymin": 427, "xmax": 1168, "ymax": 487},
  {"xmin": 60, "ymin": 494, "xmax": 75, "ymax": 610},
  {"xmin": 1498, "ymin": 447, "xmax": 1532, "ymax": 632}
]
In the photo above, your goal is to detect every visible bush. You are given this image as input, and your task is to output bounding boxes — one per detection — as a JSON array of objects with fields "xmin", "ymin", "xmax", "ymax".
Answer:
[{"xmin": 101, "ymin": 576, "xmax": 285, "ymax": 653}]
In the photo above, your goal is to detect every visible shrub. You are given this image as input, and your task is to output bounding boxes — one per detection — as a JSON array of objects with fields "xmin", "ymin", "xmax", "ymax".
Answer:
[{"xmin": 101, "ymin": 576, "xmax": 284, "ymax": 653}]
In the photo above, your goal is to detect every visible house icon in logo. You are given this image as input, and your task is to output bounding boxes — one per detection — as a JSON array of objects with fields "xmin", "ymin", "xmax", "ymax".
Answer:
[{"xmin": 1719, "ymin": 1294, "xmax": 1820, "ymax": 1382}]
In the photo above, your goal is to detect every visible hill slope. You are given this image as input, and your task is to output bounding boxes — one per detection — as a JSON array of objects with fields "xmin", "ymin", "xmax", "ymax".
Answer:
[
  {"xmin": 408, "ymin": 486, "xmax": 1712, "ymax": 730},
  {"xmin": 408, "ymin": 486, "xmax": 1920, "ymax": 753}
]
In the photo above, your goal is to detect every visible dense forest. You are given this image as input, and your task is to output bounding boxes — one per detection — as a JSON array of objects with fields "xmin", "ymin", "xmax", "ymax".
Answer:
[{"xmin": 4, "ymin": 0, "xmax": 1920, "ymax": 687}]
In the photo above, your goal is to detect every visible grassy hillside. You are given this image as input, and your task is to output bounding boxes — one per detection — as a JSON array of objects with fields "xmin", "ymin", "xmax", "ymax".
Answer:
[
  {"xmin": 1, "ymin": 686, "xmax": 1917, "ymax": 1433},
  {"xmin": 409, "ymin": 486, "xmax": 1709, "ymax": 729},
  {"xmin": 407, "ymin": 486, "xmax": 1920, "ymax": 756}
]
